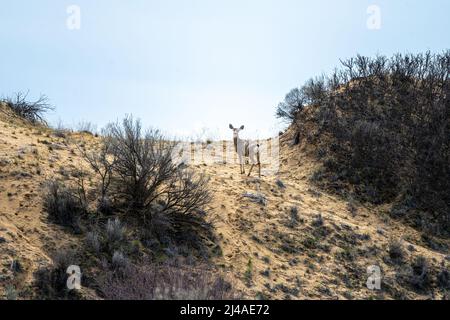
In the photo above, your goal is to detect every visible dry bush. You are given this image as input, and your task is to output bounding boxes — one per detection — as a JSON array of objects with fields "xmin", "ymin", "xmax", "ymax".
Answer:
[
  {"xmin": 277, "ymin": 51, "xmax": 450, "ymax": 236},
  {"xmin": 286, "ymin": 206, "xmax": 299, "ymax": 228},
  {"xmin": 163, "ymin": 168, "xmax": 211, "ymax": 215},
  {"xmin": 34, "ymin": 249, "xmax": 81, "ymax": 300},
  {"xmin": 437, "ymin": 268, "xmax": 450, "ymax": 290},
  {"xmin": 77, "ymin": 121, "xmax": 97, "ymax": 135},
  {"xmin": 104, "ymin": 116, "xmax": 212, "ymax": 223},
  {"xmin": 79, "ymin": 139, "xmax": 115, "ymax": 213},
  {"xmin": 2, "ymin": 91, "xmax": 54, "ymax": 124},
  {"xmin": 53, "ymin": 120, "xmax": 70, "ymax": 138},
  {"xmin": 400, "ymin": 256, "xmax": 432, "ymax": 291},
  {"xmin": 43, "ymin": 181, "xmax": 85, "ymax": 233},
  {"xmin": 388, "ymin": 239, "xmax": 405, "ymax": 264},
  {"xmin": 85, "ymin": 231, "xmax": 101, "ymax": 254},
  {"xmin": 105, "ymin": 116, "xmax": 176, "ymax": 216},
  {"xmin": 84, "ymin": 218, "xmax": 129, "ymax": 257},
  {"xmin": 106, "ymin": 218, "xmax": 125, "ymax": 244},
  {"xmin": 111, "ymin": 251, "xmax": 129, "ymax": 270},
  {"xmin": 79, "ymin": 116, "xmax": 213, "ymax": 253},
  {"xmin": 98, "ymin": 260, "xmax": 238, "ymax": 300}
]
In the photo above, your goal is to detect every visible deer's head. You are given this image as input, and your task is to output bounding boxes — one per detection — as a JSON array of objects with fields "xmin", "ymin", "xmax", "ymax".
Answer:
[{"xmin": 229, "ymin": 124, "xmax": 244, "ymax": 139}]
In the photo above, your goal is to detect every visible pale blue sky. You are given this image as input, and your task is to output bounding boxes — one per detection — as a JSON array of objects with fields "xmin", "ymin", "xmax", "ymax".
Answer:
[{"xmin": 1, "ymin": 0, "xmax": 449, "ymax": 139}]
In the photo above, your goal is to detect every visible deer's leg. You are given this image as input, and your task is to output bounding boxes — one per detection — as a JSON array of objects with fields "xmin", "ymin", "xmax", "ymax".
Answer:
[
  {"xmin": 257, "ymin": 151, "xmax": 261, "ymax": 178},
  {"xmin": 249, "ymin": 148, "xmax": 259, "ymax": 178},
  {"xmin": 248, "ymin": 164, "xmax": 255, "ymax": 177},
  {"xmin": 238, "ymin": 154, "xmax": 244, "ymax": 174}
]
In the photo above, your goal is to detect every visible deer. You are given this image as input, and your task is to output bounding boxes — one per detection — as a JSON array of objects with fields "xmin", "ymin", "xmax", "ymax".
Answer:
[{"xmin": 229, "ymin": 124, "xmax": 261, "ymax": 178}]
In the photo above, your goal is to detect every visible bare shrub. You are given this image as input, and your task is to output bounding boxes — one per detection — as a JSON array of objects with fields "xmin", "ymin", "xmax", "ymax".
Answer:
[
  {"xmin": 105, "ymin": 116, "xmax": 176, "ymax": 216},
  {"xmin": 312, "ymin": 213, "xmax": 324, "ymax": 227},
  {"xmin": 277, "ymin": 51, "xmax": 450, "ymax": 235},
  {"xmin": 287, "ymin": 206, "xmax": 299, "ymax": 228},
  {"xmin": 77, "ymin": 121, "xmax": 97, "ymax": 135},
  {"xmin": 144, "ymin": 207, "xmax": 215, "ymax": 257},
  {"xmin": 98, "ymin": 261, "xmax": 238, "ymax": 300},
  {"xmin": 437, "ymin": 268, "xmax": 450, "ymax": 290},
  {"xmin": 410, "ymin": 256, "xmax": 432, "ymax": 290},
  {"xmin": 146, "ymin": 210, "xmax": 176, "ymax": 247},
  {"xmin": 78, "ymin": 136, "xmax": 115, "ymax": 213},
  {"xmin": 111, "ymin": 251, "xmax": 129, "ymax": 270},
  {"xmin": 97, "ymin": 197, "xmax": 114, "ymax": 216},
  {"xmin": 162, "ymin": 168, "xmax": 211, "ymax": 215},
  {"xmin": 388, "ymin": 239, "xmax": 405, "ymax": 264},
  {"xmin": 85, "ymin": 231, "xmax": 101, "ymax": 254},
  {"xmin": 34, "ymin": 249, "xmax": 80, "ymax": 300},
  {"xmin": 276, "ymin": 88, "xmax": 305, "ymax": 122},
  {"xmin": 398, "ymin": 256, "xmax": 432, "ymax": 291},
  {"xmin": 85, "ymin": 219, "xmax": 129, "ymax": 258},
  {"xmin": 2, "ymin": 91, "xmax": 54, "ymax": 124},
  {"xmin": 43, "ymin": 181, "xmax": 84, "ymax": 232},
  {"xmin": 106, "ymin": 218, "xmax": 125, "ymax": 244},
  {"xmin": 53, "ymin": 120, "xmax": 70, "ymax": 138},
  {"xmin": 104, "ymin": 116, "xmax": 211, "ymax": 222},
  {"xmin": 77, "ymin": 116, "xmax": 213, "ymax": 254}
]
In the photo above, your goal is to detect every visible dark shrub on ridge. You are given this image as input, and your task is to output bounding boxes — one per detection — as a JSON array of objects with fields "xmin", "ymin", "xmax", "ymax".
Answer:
[{"xmin": 277, "ymin": 51, "xmax": 450, "ymax": 235}]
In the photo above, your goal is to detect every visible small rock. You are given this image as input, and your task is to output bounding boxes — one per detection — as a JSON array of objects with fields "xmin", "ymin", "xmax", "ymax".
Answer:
[
  {"xmin": 15, "ymin": 172, "xmax": 32, "ymax": 179},
  {"xmin": 50, "ymin": 143, "xmax": 65, "ymax": 150},
  {"xmin": 242, "ymin": 192, "xmax": 267, "ymax": 206}
]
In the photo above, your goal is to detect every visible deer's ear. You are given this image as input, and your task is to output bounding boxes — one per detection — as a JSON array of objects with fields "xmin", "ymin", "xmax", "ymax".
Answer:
[
  {"xmin": 240, "ymin": 125, "xmax": 245, "ymax": 130},
  {"xmin": 229, "ymin": 124, "xmax": 234, "ymax": 129}
]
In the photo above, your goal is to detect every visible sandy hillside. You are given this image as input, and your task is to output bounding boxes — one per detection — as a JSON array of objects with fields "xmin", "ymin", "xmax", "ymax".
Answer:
[
  {"xmin": 0, "ymin": 105, "xmax": 94, "ymax": 296},
  {"xmin": 201, "ymin": 133, "xmax": 448, "ymax": 299},
  {"xmin": 0, "ymin": 104, "xmax": 448, "ymax": 300}
]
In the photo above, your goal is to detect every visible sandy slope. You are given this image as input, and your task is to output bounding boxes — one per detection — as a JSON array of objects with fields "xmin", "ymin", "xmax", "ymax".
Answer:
[
  {"xmin": 196, "ymin": 133, "xmax": 449, "ymax": 299},
  {"xmin": 0, "ymin": 106, "xmax": 89, "ymax": 297},
  {"xmin": 0, "ymin": 105, "xmax": 448, "ymax": 299}
]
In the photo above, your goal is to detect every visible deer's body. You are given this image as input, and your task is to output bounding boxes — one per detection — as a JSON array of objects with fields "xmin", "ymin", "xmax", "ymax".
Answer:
[{"xmin": 229, "ymin": 124, "xmax": 261, "ymax": 178}]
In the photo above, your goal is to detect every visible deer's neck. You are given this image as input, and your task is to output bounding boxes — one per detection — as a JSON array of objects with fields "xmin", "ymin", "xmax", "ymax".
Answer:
[{"xmin": 234, "ymin": 135, "xmax": 247, "ymax": 153}]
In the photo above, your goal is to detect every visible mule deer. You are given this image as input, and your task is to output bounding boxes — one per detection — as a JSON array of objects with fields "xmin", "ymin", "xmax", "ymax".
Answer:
[{"xmin": 229, "ymin": 124, "xmax": 261, "ymax": 178}]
